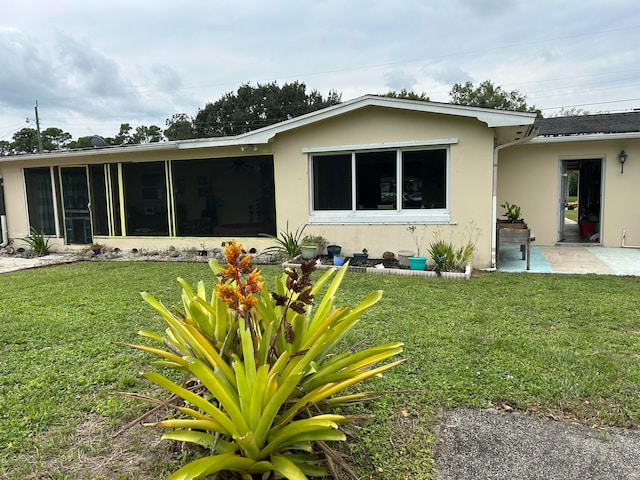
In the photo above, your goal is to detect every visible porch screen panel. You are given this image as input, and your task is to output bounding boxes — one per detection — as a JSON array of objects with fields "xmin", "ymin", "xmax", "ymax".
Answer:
[
  {"xmin": 402, "ymin": 149, "xmax": 446, "ymax": 209},
  {"xmin": 122, "ymin": 162, "xmax": 169, "ymax": 236},
  {"xmin": 89, "ymin": 164, "xmax": 108, "ymax": 236},
  {"xmin": 312, "ymin": 154, "xmax": 351, "ymax": 210},
  {"xmin": 24, "ymin": 167, "xmax": 56, "ymax": 234},
  {"xmin": 110, "ymin": 164, "xmax": 122, "ymax": 236},
  {"xmin": 172, "ymin": 155, "xmax": 276, "ymax": 237}
]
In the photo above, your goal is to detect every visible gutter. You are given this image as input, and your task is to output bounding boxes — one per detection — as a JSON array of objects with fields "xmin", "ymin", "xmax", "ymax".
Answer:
[
  {"xmin": 0, "ymin": 175, "xmax": 8, "ymax": 247},
  {"xmin": 491, "ymin": 125, "xmax": 539, "ymax": 268}
]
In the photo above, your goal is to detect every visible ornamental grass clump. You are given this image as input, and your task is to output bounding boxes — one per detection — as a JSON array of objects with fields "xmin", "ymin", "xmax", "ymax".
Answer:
[
  {"xmin": 427, "ymin": 225, "xmax": 477, "ymax": 274},
  {"xmin": 126, "ymin": 240, "xmax": 404, "ymax": 480}
]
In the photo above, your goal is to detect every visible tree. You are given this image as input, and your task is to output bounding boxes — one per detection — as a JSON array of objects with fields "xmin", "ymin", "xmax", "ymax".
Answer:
[
  {"xmin": 131, "ymin": 125, "xmax": 163, "ymax": 144},
  {"xmin": 383, "ymin": 89, "xmax": 430, "ymax": 101},
  {"xmin": 449, "ymin": 80, "xmax": 539, "ymax": 114},
  {"xmin": 114, "ymin": 123, "xmax": 133, "ymax": 145},
  {"xmin": 193, "ymin": 81, "xmax": 342, "ymax": 138},
  {"xmin": 164, "ymin": 113, "xmax": 195, "ymax": 140},
  {"xmin": 41, "ymin": 127, "xmax": 72, "ymax": 151},
  {"xmin": 549, "ymin": 106, "xmax": 590, "ymax": 117},
  {"xmin": 10, "ymin": 127, "xmax": 40, "ymax": 154},
  {"xmin": 0, "ymin": 140, "xmax": 10, "ymax": 156}
]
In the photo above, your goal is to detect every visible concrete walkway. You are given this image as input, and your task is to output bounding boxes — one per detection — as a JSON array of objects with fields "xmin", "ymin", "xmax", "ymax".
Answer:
[
  {"xmin": 434, "ymin": 408, "xmax": 640, "ymax": 480},
  {"xmin": 2, "ymin": 246, "xmax": 640, "ymax": 276},
  {"xmin": 0, "ymin": 253, "xmax": 79, "ymax": 274},
  {"xmin": 497, "ymin": 245, "xmax": 640, "ymax": 276}
]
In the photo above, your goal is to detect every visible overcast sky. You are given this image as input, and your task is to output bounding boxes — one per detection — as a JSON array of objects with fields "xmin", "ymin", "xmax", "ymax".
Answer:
[{"xmin": 1, "ymin": 0, "xmax": 639, "ymax": 141}]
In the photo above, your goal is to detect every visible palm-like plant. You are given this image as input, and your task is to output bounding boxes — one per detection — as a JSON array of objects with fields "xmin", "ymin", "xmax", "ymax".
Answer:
[
  {"xmin": 126, "ymin": 241, "xmax": 403, "ymax": 479},
  {"xmin": 259, "ymin": 222, "xmax": 306, "ymax": 259}
]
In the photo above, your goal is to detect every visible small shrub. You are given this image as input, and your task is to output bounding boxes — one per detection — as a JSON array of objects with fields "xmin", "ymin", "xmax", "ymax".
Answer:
[
  {"xmin": 126, "ymin": 240, "xmax": 403, "ymax": 479},
  {"xmin": 300, "ymin": 234, "xmax": 328, "ymax": 247},
  {"xmin": 22, "ymin": 227, "xmax": 51, "ymax": 256}
]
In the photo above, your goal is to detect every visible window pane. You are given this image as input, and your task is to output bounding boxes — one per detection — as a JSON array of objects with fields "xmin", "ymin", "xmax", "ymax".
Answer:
[
  {"xmin": 24, "ymin": 167, "xmax": 56, "ymax": 234},
  {"xmin": 356, "ymin": 151, "xmax": 396, "ymax": 210},
  {"xmin": 402, "ymin": 149, "xmax": 446, "ymax": 209},
  {"xmin": 313, "ymin": 154, "xmax": 352, "ymax": 210},
  {"xmin": 122, "ymin": 162, "xmax": 169, "ymax": 236},
  {"xmin": 172, "ymin": 155, "xmax": 276, "ymax": 237}
]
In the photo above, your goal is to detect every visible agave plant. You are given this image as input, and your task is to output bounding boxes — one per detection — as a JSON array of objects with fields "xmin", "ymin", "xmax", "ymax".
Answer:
[{"xmin": 126, "ymin": 240, "xmax": 403, "ymax": 479}]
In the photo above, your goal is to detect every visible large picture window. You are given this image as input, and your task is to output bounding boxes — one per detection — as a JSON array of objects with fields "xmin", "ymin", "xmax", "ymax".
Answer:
[
  {"xmin": 310, "ymin": 147, "xmax": 448, "ymax": 222},
  {"xmin": 172, "ymin": 155, "xmax": 276, "ymax": 237}
]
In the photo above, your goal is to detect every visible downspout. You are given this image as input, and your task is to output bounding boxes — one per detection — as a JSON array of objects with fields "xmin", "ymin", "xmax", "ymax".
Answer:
[
  {"xmin": 491, "ymin": 125, "xmax": 539, "ymax": 269},
  {"xmin": 621, "ymin": 229, "xmax": 640, "ymax": 249},
  {"xmin": 0, "ymin": 175, "xmax": 8, "ymax": 247}
]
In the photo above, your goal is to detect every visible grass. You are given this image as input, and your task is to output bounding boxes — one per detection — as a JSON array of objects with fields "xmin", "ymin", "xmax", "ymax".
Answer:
[
  {"xmin": 565, "ymin": 195, "xmax": 578, "ymax": 222},
  {"xmin": 2, "ymin": 261, "xmax": 640, "ymax": 478}
]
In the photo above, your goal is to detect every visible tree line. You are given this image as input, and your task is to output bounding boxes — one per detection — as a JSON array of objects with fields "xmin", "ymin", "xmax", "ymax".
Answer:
[{"xmin": 0, "ymin": 80, "xmax": 541, "ymax": 156}]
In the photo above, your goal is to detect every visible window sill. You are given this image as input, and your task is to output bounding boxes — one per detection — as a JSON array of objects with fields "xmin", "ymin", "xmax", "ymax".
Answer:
[{"xmin": 308, "ymin": 211, "xmax": 451, "ymax": 225}]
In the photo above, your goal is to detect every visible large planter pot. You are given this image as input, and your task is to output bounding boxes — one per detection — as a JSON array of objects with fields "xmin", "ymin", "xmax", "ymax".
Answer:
[
  {"xmin": 333, "ymin": 256, "xmax": 346, "ymax": 266},
  {"xmin": 301, "ymin": 245, "xmax": 317, "ymax": 260},
  {"xmin": 497, "ymin": 221, "xmax": 528, "ymax": 230},
  {"xmin": 326, "ymin": 245, "xmax": 342, "ymax": 258},
  {"xmin": 352, "ymin": 253, "xmax": 368, "ymax": 265},
  {"xmin": 398, "ymin": 250, "xmax": 415, "ymax": 268},
  {"xmin": 408, "ymin": 256, "xmax": 427, "ymax": 271}
]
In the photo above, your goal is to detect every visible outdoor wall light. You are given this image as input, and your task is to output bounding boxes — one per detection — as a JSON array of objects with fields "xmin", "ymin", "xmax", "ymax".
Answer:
[{"xmin": 619, "ymin": 150, "xmax": 628, "ymax": 174}]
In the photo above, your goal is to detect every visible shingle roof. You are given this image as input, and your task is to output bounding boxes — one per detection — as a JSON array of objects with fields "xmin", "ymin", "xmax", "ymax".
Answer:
[{"xmin": 535, "ymin": 111, "xmax": 640, "ymax": 136}]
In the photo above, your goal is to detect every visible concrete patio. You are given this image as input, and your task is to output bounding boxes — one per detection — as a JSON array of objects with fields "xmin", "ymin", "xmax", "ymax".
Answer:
[{"xmin": 497, "ymin": 244, "xmax": 640, "ymax": 276}]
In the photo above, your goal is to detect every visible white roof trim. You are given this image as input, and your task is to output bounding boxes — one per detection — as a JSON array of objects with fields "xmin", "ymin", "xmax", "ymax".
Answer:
[
  {"xmin": 302, "ymin": 138, "xmax": 458, "ymax": 154},
  {"xmin": 0, "ymin": 141, "xmax": 179, "ymax": 163},
  {"xmin": 530, "ymin": 132, "xmax": 640, "ymax": 144}
]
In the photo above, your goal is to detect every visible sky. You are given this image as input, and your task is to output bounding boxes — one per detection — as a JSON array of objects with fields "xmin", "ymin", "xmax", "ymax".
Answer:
[{"xmin": 1, "ymin": 0, "xmax": 639, "ymax": 142}]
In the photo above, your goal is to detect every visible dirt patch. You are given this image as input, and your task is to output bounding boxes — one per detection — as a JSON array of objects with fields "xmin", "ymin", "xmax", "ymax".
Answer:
[{"xmin": 14, "ymin": 414, "xmax": 175, "ymax": 480}]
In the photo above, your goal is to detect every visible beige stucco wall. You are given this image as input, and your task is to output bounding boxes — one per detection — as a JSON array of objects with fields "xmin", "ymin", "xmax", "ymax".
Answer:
[
  {"xmin": 498, "ymin": 138, "xmax": 640, "ymax": 247},
  {"xmin": 270, "ymin": 106, "xmax": 496, "ymax": 267},
  {"xmin": 0, "ymin": 106, "xmax": 500, "ymax": 266}
]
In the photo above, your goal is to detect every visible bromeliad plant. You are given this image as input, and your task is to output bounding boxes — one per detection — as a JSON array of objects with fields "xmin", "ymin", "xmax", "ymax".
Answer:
[{"xmin": 126, "ymin": 240, "xmax": 403, "ymax": 480}]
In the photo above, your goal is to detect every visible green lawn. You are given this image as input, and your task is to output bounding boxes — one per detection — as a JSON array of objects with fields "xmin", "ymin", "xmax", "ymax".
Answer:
[{"xmin": 2, "ymin": 261, "xmax": 640, "ymax": 479}]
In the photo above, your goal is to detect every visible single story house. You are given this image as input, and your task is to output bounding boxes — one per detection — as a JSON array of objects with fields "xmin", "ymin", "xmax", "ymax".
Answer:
[{"xmin": 0, "ymin": 95, "xmax": 638, "ymax": 269}]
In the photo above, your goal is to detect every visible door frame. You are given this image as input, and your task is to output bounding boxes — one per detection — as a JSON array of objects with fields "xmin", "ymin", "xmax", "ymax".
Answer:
[
  {"xmin": 558, "ymin": 156, "xmax": 604, "ymax": 244},
  {"xmin": 59, "ymin": 165, "xmax": 94, "ymax": 244}
]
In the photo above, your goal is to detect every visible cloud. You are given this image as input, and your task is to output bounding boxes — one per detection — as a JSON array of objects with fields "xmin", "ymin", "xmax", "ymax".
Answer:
[{"xmin": 383, "ymin": 69, "xmax": 418, "ymax": 93}]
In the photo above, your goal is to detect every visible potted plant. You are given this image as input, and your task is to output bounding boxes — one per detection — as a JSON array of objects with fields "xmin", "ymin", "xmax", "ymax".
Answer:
[
  {"xmin": 333, "ymin": 254, "xmax": 346, "ymax": 266},
  {"xmin": 301, "ymin": 234, "xmax": 328, "ymax": 259},
  {"xmin": 498, "ymin": 202, "xmax": 527, "ymax": 229},
  {"xmin": 406, "ymin": 225, "xmax": 427, "ymax": 270},
  {"xmin": 352, "ymin": 248, "xmax": 369, "ymax": 265},
  {"xmin": 326, "ymin": 244, "xmax": 342, "ymax": 258}
]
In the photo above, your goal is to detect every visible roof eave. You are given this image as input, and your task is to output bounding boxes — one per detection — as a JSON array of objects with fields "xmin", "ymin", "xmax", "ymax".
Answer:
[
  {"xmin": 530, "ymin": 132, "xmax": 640, "ymax": 144},
  {"xmin": 0, "ymin": 141, "xmax": 180, "ymax": 163}
]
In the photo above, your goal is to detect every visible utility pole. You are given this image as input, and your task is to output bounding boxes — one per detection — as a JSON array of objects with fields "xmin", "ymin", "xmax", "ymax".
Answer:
[{"xmin": 34, "ymin": 100, "xmax": 43, "ymax": 153}]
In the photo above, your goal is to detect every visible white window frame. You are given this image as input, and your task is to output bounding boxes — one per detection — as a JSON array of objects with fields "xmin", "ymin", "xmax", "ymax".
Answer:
[{"xmin": 306, "ymin": 140, "xmax": 455, "ymax": 224}]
